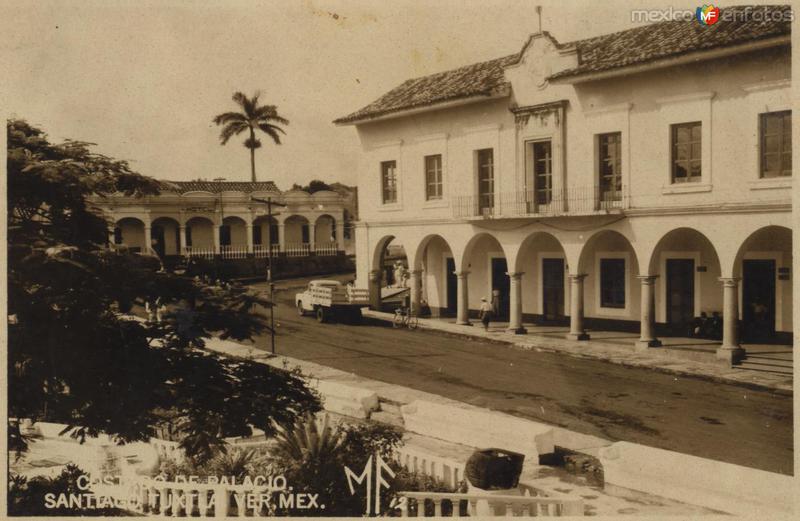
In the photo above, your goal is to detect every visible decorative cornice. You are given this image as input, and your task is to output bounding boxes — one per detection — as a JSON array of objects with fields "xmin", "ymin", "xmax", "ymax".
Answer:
[
  {"xmin": 510, "ymin": 100, "xmax": 568, "ymax": 127},
  {"xmin": 655, "ymin": 91, "xmax": 715, "ymax": 106},
  {"xmin": 741, "ymin": 78, "xmax": 791, "ymax": 93},
  {"xmin": 583, "ymin": 102, "xmax": 633, "ymax": 117}
]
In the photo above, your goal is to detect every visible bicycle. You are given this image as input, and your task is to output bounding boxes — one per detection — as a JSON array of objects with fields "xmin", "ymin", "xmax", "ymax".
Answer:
[{"xmin": 393, "ymin": 306, "xmax": 418, "ymax": 330}]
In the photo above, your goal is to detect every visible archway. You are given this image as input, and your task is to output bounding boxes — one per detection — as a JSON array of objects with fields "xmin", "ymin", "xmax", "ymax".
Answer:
[
  {"xmin": 733, "ymin": 226, "xmax": 792, "ymax": 342},
  {"xmin": 151, "ymin": 217, "xmax": 180, "ymax": 257},
  {"xmin": 315, "ymin": 214, "xmax": 337, "ymax": 255},
  {"xmin": 284, "ymin": 215, "xmax": 310, "ymax": 255},
  {"xmin": 515, "ymin": 231, "xmax": 569, "ymax": 325},
  {"xmin": 369, "ymin": 235, "xmax": 410, "ymax": 311},
  {"xmin": 461, "ymin": 233, "xmax": 509, "ymax": 322},
  {"xmin": 115, "ymin": 217, "xmax": 146, "ymax": 252},
  {"xmin": 252, "ymin": 215, "xmax": 278, "ymax": 256},
  {"xmin": 221, "ymin": 216, "xmax": 247, "ymax": 247},
  {"xmin": 413, "ymin": 234, "xmax": 456, "ymax": 317},
  {"xmin": 577, "ymin": 230, "xmax": 640, "ymax": 330},
  {"xmin": 185, "ymin": 216, "xmax": 214, "ymax": 251},
  {"xmin": 648, "ymin": 228, "xmax": 722, "ymax": 336}
]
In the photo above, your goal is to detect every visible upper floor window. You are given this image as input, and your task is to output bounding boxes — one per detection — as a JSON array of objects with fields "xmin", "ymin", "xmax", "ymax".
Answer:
[
  {"xmin": 532, "ymin": 141, "xmax": 552, "ymax": 205},
  {"xmin": 671, "ymin": 122, "xmax": 701, "ymax": 183},
  {"xmin": 477, "ymin": 148, "xmax": 494, "ymax": 211},
  {"xmin": 381, "ymin": 160, "xmax": 397, "ymax": 204},
  {"xmin": 760, "ymin": 111, "xmax": 791, "ymax": 178},
  {"xmin": 425, "ymin": 154, "xmax": 443, "ymax": 200},
  {"xmin": 598, "ymin": 132, "xmax": 622, "ymax": 202}
]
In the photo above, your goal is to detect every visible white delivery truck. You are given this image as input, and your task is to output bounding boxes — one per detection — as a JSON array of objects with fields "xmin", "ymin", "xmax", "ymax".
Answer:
[{"xmin": 295, "ymin": 280, "xmax": 369, "ymax": 324}]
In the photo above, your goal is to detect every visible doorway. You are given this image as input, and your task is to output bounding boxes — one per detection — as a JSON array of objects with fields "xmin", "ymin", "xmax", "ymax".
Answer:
[
  {"xmin": 445, "ymin": 257, "xmax": 457, "ymax": 315},
  {"xmin": 666, "ymin": 259, "xmax": 695, "ymax": 332},
  {"xmin": 742, "ymin": 259, "xmax": 776, "ymax": 341},
  {"xmin": 151, "ymin": 225, "xmax": 165, "ymax": 257},
  {"xmin": 490, "ymin": 257, "xmax": 510, "ymax": 320},
  {"xmin": 542, "ymin": 258, "xmax": 565, "ymax": 322}
]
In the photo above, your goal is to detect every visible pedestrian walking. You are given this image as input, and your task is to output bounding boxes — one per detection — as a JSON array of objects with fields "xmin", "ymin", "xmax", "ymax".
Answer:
[{"xmin": 479, "ymin": 297, "xmax": 493, "ymax": 331}]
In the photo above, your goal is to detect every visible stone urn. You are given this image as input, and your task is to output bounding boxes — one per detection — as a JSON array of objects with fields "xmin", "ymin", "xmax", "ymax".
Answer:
[{"xmin": 464, "ymin": 448, "xmax": 525, "ymax": 491}]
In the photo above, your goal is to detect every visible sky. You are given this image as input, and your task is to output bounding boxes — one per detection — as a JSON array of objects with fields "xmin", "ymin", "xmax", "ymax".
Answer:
[{"xmin": 2, "ymin": 0, "xmax": 776, "ymax": 189}]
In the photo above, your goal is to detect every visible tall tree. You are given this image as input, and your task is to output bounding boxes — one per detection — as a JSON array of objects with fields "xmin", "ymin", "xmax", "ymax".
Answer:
[
  {"xmin": 7, "ymin": 119, "xmax": 319, "ymax": 461},
  {"xmin": 212, "ymin": 92, "xmax": 289, "ymax": 182}
]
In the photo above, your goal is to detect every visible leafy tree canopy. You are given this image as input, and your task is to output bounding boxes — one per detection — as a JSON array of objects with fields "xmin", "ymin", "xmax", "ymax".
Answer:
[
  {"xmin": 290, "ymin": 179, "xmax": 333, "ymax": 194},
  {"xmin": 7, "ymin": 119, "xmax": 320, "ymax": 462}
]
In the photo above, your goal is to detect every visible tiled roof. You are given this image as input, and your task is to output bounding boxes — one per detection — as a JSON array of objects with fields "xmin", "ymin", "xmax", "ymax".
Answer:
[
  {"xmin": 335, "ymin": 5, "xmax": 791, "ymax": 123},
  {"xmin": 160, "ymin": 180, "xmax": 280, "ymax": 193},
  {"xmin": 333, "ymin": 54, "xmax": 518, "ymax": 124},
  {"xmin": 550, "ymin": 4, "xmax": 792, "ymax": 81}
]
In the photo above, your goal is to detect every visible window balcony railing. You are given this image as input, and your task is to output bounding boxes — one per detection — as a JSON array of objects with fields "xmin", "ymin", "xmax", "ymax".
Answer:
[{"xmin": 452, "ymin": 185, "xmax": 626, "ymax": 219}]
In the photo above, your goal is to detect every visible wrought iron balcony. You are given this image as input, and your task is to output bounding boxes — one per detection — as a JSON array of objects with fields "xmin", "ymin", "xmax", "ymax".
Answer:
[{"xmin": 452, "ymin": 185, "xmax": 626, "ymax": 219}]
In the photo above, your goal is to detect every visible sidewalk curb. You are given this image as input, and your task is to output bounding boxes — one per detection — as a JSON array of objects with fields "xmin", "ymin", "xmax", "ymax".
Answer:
[{"xmin": 363, "ymin": 310, "xmax": 793, "ymax": 396}]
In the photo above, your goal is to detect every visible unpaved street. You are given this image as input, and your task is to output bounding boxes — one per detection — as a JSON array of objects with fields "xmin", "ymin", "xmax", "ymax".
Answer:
[{"xmin": 245, "ymin": 277, "xmax": 792, "ymax": 476}]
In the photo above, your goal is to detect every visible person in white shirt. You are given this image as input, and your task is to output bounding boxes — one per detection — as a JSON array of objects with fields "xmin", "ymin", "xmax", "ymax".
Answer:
[{"xmin": 479, "ymin": 297, "xmax": 494, "ymax": 331}]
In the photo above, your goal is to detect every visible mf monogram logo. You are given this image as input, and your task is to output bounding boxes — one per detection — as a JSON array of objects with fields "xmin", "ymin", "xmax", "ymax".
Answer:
[{"xmin": 343, "ymin": 453, "xmax": 396, "ymax": 515}]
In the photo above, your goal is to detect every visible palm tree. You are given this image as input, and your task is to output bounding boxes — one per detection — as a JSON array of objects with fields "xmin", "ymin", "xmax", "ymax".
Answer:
[{"xmin": 213, "ymin": 92, "xmax": 289, "ymax": 182}]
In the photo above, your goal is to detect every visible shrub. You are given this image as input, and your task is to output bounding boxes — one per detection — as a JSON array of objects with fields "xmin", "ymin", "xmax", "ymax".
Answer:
[{"xmin": 8, "ymin": 464, "xmax": 124, "ymax": 516}]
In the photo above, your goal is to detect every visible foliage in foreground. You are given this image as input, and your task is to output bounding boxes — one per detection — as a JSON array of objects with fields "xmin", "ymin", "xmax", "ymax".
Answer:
[
  {"xmin": 8, "ymin": 464, "xmax": 123, "ymax": 516},
  {"xmin": 7, "ymin": 119, "xmax": 321, "ymax": 461}
]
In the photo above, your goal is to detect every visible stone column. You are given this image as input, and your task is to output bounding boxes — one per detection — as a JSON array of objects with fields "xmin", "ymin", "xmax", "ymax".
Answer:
[
  {"xmin": 245, "ymin": 223, "xmax": 254, "ymax": 254},
  {"xmin": 455, "ymin": 271, "xmax": 472, "ymax": 326},
  {"xmin": 335, "ymin": 213, "xmax": 345, "ymax": 251},
  {"xmin": 178, "ymin": 226, "xmax": 187, "ymax": 255},
  {"xmin": 143, "ymin": 223, "xmax": 152, "ymax": 254},
  {"xmin": 277, "ymin": 223, "xmax": 286, "ymax": 253},
  {"xmin": 566, "ymin": 274, "xmax": 590, "ymax": 340},
  {"xmin": 507, "ymin": 272, "xmax": 527, "ymax": 334},
  {"xmin": 409, "ymin": 270, "xmax": 422, "ymax": 315},
  {"xmin": 212, "ymin": 225, "xmax": 221, "ymax": 254},
  {"xmin": 717, "ymin": 277, "xmax": 745, "ymax": 364},
  {"xmin": 308, "ymin": 223, "xmax": 316, "ymax": 252},
  {"xmin": 636, "ymin": 275, "xmax": 662, "ymax": 349},
  {"xmin": 369, "ymin": 269, "xmax": 383, "ymax": 310}
]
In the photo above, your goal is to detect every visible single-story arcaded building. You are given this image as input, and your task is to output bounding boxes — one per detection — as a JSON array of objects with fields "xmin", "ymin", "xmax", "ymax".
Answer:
[{"xmin": 91, "ymin": 180, "xmax": 357, "ymax": 261}]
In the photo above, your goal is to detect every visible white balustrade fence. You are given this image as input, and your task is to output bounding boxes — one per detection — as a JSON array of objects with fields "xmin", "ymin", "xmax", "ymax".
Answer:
[
  {"xmin": 220, "ymin": 245, "xmax": 248, "ymax": 259},
  {"xmin": 397, "ymin": 491, "xmax": 584, "ymax": 517},
  {"xmin": 182, "ymin": 246, "xmax": 215, "ymax": 259},
  {"xmin": 393, "ymin": 447, "xmax": 583, "ymax": 517},
  {"xmin": 315, "ymin": 242, "xmax": 338, "ymax": 256},
  {"xmin": 117, "ymin": 478, "xmax": 277, "ymax": 518},
  {"xmin": 253, "ymin": 244, "xmax": 281, "ymax": 258},
  {"xmin": 395, "ymin": 447, "xmax": 465, "ymax": 489},
  {"xmin": 284, "ymin": 242, "xmax": 311, "ymax": 257}
]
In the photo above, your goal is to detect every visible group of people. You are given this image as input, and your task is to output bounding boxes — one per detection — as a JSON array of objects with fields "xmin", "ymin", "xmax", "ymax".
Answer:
[{"xmin": 193, "ymin": 274, "xmax": 234, "ymax": 291}]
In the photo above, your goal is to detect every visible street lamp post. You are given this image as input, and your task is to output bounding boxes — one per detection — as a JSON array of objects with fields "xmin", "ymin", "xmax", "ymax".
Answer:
[{"xmin": 251, "ymin": 196, "xmax": 286, "ymax": 354}]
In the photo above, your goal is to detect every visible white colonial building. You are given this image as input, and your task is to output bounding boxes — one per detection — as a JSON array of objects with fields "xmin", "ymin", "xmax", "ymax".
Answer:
[
  {"xmin": 336, "ymin": 5, "xmax": 792, "ymax": 363},
  {"xmin": 93, "ymin": 180, "xmax": 354, "ymax": 261}
]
